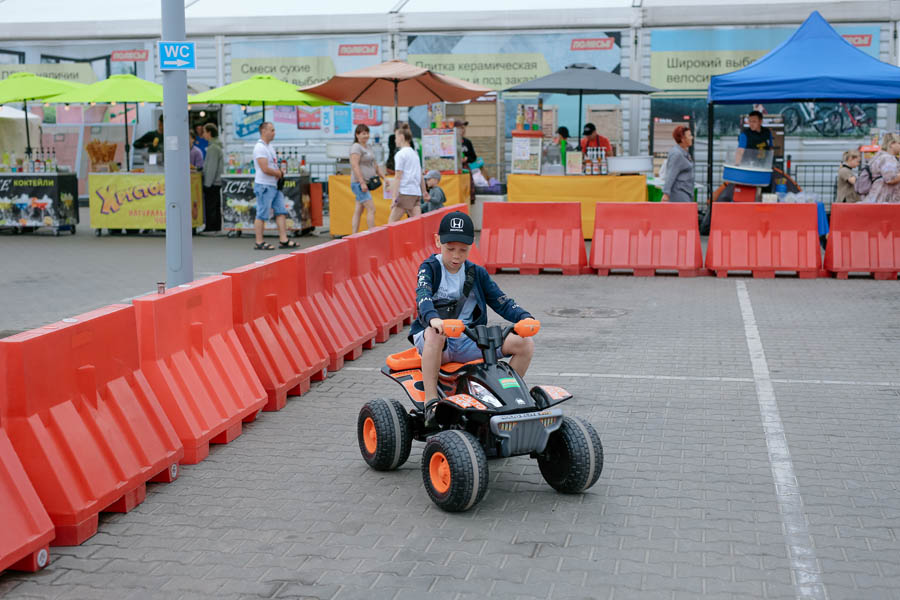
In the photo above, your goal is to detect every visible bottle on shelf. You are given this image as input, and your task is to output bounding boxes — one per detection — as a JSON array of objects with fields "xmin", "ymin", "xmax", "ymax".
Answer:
[
  {"xmin": 600, "ymin": 148, "xmax": 608, "ymax": 176},
  {"xmin": 51, "ymin": 147, "xmax": 58, "ymax": 172},
  {"xmin": 34, "ymin": 148, "xmax": 43, "ymax": 173},
  {"xmin": 300, "ymin": 154, "xmax": 307, "ymax": 175}
]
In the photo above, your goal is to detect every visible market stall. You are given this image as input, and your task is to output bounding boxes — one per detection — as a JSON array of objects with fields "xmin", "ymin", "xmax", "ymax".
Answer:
[
  {"xmin": 88, "ymin": 171, "xmax": 203, "ymax": 234},
  {"xmin": 221, "ymin": 174, "xmax": 311, "ymax": 237},
  {"xmin": 328, "ymin": 173, "xmax": 470, "ymax": 236},
  {"xmin": 503, "ymin": 64, "xmax": 658, "ymax": 239},
  {"xmin": 0, "ymin": 172, "xmax": 78, "ymax": 233}
]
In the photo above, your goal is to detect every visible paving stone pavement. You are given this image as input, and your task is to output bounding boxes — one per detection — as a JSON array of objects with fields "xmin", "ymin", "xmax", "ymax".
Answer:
[{"xmin": 2, "ymin": 224, "xmax": 900, "ymax": 600}]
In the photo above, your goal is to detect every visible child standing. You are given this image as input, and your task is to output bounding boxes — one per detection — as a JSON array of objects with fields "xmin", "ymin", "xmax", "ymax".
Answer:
[
  {"xmin": 837, "ymin": 149, "xmax": 861, "ymax": 203},
  {"xmin": 411, "ymin": 211, "xmax": 535, "ymax": 425},
  {"xmin": 423, "ymin": 170, "xmax": 447, "ymax": 213}
]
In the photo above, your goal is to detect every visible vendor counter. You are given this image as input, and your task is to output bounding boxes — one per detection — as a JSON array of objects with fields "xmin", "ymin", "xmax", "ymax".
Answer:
[
  {"xmin": 88, "ymin": 172, "xmax": 203, "ymax": 234},
  {"xmin": 0, "ymin": 173, "xmax": 79, "ymax": 234},
  {"xmin": 507, "ymin": 174, "xmax": 647, "ymax": 239},
  {"xmin": 221, "ymin": 174, "xmax": 312, "ymax": 236},
  {"xmin": 328, "ymin": 173, "xmax": 471, "ymax": 236}
]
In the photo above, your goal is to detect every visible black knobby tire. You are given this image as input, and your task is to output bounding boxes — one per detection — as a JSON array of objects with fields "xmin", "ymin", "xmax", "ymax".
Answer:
[
  {"xmin": 421, "ymin": 430, "xmax": 489, "ymax": 512},
  {"xmin": 820, "ymin": 110, "xmax": 843, "ymax": 137},
  {"xmin": 357, "ymin": 398, "xmax": 412, "ymax": 471},
  {"xmin": 538, "ymin": 416, "xmax": 603, "ymax": 494}
]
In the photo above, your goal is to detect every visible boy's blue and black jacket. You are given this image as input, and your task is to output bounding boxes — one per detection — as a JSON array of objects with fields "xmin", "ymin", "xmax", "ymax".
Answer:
[{"xmin": 409, "ymin": 255, "xmax": 533, "ymax": 342}]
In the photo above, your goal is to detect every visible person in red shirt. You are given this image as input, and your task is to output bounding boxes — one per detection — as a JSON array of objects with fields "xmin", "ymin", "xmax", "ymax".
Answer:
[{"xmin": 580, "ymin": 122, "xmax": 613, "ymax": 157}]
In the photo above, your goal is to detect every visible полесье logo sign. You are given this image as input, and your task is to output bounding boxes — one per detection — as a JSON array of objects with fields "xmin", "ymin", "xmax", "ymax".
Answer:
[
  {"xmin": 571, "ymin": 38, "xmax": 614, "ymax": 51},
  {"xmin": 338, "ymin": 44, "xmax": 379, "ymax": 56}
]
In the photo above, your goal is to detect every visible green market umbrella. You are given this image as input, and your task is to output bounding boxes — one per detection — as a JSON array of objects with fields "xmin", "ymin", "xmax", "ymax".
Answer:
[
  {"xmin": 188, "ymin": 75, "xmax": 342, "ymax": 121},
  {"xmin": 50, "ymin": 74, "xmax": 164, "ymax": 169},
  {"xmin": 0, "ymin": 72, "xmax": 84, "ymax": 158}
]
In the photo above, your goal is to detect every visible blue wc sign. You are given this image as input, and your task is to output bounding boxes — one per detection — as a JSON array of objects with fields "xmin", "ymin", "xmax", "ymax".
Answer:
[{"xmin": 158, "ymin": 42, "xmax": 196, "ymax": 70}]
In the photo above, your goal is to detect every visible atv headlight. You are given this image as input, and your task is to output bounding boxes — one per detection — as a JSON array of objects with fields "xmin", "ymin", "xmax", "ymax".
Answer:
[{"xmin": 468, "ymin": 381, "xmax": 502, "ymax": 407}]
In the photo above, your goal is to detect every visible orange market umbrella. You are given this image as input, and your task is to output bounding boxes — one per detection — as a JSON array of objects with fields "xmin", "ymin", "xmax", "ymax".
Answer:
[{"xmin": 302, "ymin": 60, "xmax": 492, "ymax": 123}]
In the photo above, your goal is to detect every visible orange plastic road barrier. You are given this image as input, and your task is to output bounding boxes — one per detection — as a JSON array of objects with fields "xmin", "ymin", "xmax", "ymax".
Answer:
[
  {"xmin": 706, "ymin": 203, "xmax": 820, "ymax": 278},
  {"xmin": 0, "ymin": 422, "xmax": 54, "ymax": 572},
  {"xmin": 310, "ymin": 183, "xmax": 324, "ymax": 227},
  {"xmin": 133, "ymin": 276, "xmax": 268, "ymax": 463},
  {"xmin": 590, "ymin": 203, "xmax": 705, "ymax": 277},
  {"xmin": 224, "ymin": 255, "xmax": 329, "ymax": 412},
  {"xmin": 347, "ymin": 226, "xmax": 413, "ymax": 342},
  {"xmin": 294, "ymin": 240, "xmax": 378, "ymax": 372},
  {"xmin": 480, "ymin": 202, "xmax": 590, "ymax": 275},
  {"xmin": 0, "ymin": 305, "xmax": 183, "ymax": 546},
  {"xmin": 387, "ymin": 216, "xmax": 427, "ymax": 310},
  {"xmin": 825, "ymin": 204, "xmax": 900, "ymax": 280}
]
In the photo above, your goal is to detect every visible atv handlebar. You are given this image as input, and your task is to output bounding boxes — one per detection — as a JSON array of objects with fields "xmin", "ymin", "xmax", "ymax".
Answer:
[{"xmin": 443, "ymin": 318, "xmax": 541, "ymax": 341}]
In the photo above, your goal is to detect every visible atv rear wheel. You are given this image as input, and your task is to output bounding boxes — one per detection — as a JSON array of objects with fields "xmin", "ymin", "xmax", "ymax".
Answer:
[
  {"xmin": 538, "ymin": 416, "xmax": 603, "ymax": 493},
  {"xmin": 357, "ymin": 399, "xmax": 412, "ymax": 471},
  {"xmin": 421, "ymin": 430, "xmax": 488, "ymax": 512}
]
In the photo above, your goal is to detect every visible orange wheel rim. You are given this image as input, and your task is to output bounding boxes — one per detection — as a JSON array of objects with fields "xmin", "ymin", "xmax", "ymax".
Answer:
[
  {"xmin": 363, "ymin": 417, "xmax": 377, "ymax": 454},
  {"xmin": 429, "ymin": 452, "xmax": 451, "ymax": 494}
]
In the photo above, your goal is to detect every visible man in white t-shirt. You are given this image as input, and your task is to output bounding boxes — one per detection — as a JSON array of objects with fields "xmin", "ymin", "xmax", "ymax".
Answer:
[
  {"xmin": 252, "ymin": 122, "xmax": 297, "ymax": 250},
  {"xmin": 388, "ymin": 128, "xmax": 428, "ymax": 223}
]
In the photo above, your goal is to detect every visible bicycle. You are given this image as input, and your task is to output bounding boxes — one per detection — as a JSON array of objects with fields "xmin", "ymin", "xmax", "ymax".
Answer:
[
  {"xmin": 820, "ymin": 102, "xmax": 877, "ymax": 136},
  {"xmin": 781, "ymin": 102, "xmax": 833, "ymax": 135}
]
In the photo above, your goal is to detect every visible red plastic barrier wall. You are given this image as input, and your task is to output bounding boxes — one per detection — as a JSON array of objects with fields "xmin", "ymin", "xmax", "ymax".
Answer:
[
  {"xmin": 0, "ymin": 305, "xmax": 183, "ymax": 546},
  {"xmin": 347, "ymin": 227, "xmax": 412, "ymax": 342},
  {"xmin": 706, "ymin": 203, "xmax": 820, "ymax": 278},
  {"xmin": 224, "ymin": 255, "xmax": 329, "ymax": 412},
  {"xmin": 387, "ymin": 216, "xmax": 427, "ymax": 310},
  {"xmin": 825, "ymin": 204, "xmax": 900, "ymax": 280},
  {"xmin": 480, "ymin": 202, "xmax": 590, "ymax": 275},
  {"xmin": 590, "ymin": 203, "xmax": 704, "ymax": 276},
  {"xmin": 294, "ymin": 240, "xmax": 377, "ymax": 372},
  {"xmin": 0, "ymin": 418, "xmax": 54, "ymax": 572},
  {"xmin": 133, "ymin": 276, "xmax": 268, "ymax": 463}
]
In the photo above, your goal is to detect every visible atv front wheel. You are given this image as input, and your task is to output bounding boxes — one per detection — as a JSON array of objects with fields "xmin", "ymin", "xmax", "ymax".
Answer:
[
  {"xmin": 538, "ymin": 416, "xmax": 603, "ymax": 493},
  {"xmin": 421, "ymin": 430, "xmax": 488, "ymax": 512},
  {"xmin": 357, "ymin": 399, "xmax": 412, "ymax": 471}
]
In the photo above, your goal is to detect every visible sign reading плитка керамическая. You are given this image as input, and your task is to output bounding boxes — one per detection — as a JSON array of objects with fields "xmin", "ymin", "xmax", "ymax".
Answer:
[{"xmin": 158, "ymin": 42, "xmax": 196, "ymax": 70}]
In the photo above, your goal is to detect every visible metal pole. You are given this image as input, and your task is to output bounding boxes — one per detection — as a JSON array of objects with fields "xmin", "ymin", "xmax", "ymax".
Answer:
[
  {"xmin": 577, "ymin": 92, "xmax": 583, "ymax": 149},
  {"xmin": 123, "ymin": 102, "xmax": 131, "ymax": 171},
  {"xmin": 23, "ymin": 99, "xmax": 32, "ymax": 158},
  {"xmin": 707, "ymin": 102, "xmax": 714, "ymax": 206},
  {"xmin": 162, "ymin": 0, "xmax": 193, "ymax": 286},
  {"xmin": 393, "ymin": 80, "xmax": 399, "ymax": 125}
]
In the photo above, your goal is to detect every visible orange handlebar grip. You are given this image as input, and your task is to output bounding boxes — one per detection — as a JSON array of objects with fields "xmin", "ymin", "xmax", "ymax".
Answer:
[
  {"xmin": 443, "ymin": 319, "xmax": 465, "ymax": 338},
  {"xmin": 514, "ymin": 318, "xmax": 541, "ymax": 337}
]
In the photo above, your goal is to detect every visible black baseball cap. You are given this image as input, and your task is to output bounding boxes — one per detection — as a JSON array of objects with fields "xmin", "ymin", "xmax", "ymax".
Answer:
[{"xmin": 439, "ymin": 211, "xmax": 474, "ymax": 245}]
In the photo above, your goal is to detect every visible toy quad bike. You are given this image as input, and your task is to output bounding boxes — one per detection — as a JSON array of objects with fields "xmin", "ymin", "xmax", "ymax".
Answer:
[{"xmin": 357, "ymin": 318, "xmax": 603, "ymax": 512}]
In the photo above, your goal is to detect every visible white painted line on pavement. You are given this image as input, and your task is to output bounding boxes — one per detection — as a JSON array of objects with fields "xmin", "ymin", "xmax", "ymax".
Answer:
[
  {"xmin": 347, "ymin": 366, "xmax": 900, "ymax": 389},
  {"xmin": 736, "ymin": 280, "xmax": 826, "ymax": 600}
]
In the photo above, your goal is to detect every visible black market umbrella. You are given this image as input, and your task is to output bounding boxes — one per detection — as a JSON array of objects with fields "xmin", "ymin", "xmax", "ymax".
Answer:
[{"xmin": 504, "ymin": 63, "xmax": 659, "ymax": 141}]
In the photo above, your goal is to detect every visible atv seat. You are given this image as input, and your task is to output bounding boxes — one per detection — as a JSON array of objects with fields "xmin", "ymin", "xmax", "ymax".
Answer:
[{"xmin": 385, "ymin": 347, "xmax": 483, "ymax": 374}]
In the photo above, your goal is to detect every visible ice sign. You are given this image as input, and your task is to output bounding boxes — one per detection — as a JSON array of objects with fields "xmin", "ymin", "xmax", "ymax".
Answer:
[{"xmin": 158, "ymin": 41, "xmax": 196, "ymax": 70}]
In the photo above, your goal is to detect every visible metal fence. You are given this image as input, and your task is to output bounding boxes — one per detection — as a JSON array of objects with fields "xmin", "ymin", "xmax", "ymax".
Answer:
[{"xmin": 695, "ymin": 162, "xmax": 838, "ymax": 209}]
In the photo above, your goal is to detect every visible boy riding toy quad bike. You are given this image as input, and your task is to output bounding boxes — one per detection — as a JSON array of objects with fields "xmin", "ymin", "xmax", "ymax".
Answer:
[{"xmin": 356, "ymin": 318, "xmax": 603, "ymax": 512}]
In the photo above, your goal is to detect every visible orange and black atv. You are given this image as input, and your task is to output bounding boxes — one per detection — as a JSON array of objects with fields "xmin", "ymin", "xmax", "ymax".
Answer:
[{"xmin": 356, "ymin": 318, "xmax": 603, "ymax": 512}]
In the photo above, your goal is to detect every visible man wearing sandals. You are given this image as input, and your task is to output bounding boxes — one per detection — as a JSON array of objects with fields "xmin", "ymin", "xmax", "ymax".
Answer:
[{"xmin": 252, "ymin": 122, "xmax": 298, "ymax": 250}]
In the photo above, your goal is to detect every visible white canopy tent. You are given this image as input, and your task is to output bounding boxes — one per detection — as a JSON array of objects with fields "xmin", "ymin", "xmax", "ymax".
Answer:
[{"xmin": 0, "ymin": 106, "xmax": 42, "ymax": 162}]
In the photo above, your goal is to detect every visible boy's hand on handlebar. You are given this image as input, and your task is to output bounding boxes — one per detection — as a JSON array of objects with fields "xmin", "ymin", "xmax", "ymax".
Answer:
[{"xmin": 429, "ymin": 318, "xmax": 444, "ymax": 335}]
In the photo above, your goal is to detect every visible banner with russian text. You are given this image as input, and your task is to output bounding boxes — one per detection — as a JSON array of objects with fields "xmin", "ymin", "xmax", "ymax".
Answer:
[
  {"xmin": 407, "ymin": 31, "xmax": 622, "ymax": 137},
  {"xmin": 229, "ymin": 37, "xmax": 384, "ymax": 140},
  {"xmin": 89, "ymin": 172, "xmax": 202, "ymax": 230}
]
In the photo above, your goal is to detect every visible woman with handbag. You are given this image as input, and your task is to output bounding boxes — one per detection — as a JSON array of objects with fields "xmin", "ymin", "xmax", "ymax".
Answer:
[{"xmin": 350, "ymin": 124, "xmax": 384, "ymax": 233}]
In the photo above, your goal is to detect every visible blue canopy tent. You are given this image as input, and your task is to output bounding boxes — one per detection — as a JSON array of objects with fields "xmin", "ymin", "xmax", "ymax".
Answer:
[{"xmin": 705, "ymin": 10, "xmax": 900, "ymax": 200}]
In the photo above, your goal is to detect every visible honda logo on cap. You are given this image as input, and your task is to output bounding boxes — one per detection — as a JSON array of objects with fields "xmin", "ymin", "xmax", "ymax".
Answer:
[{"xmin": 450, "ymin": 218, "xmax": 464, "ymax": 230}]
